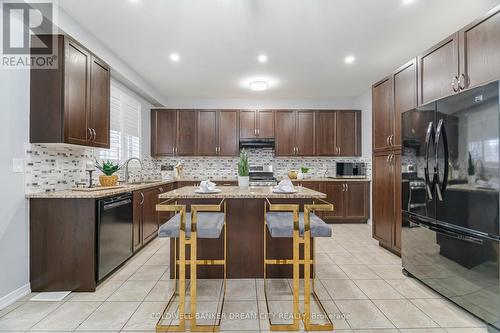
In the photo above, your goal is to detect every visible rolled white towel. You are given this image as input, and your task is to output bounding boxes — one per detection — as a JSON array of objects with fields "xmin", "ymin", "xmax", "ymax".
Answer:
[
  {"xmin": 199, "ymin": 180, "xmax": 217, "ymax": 192},
  {"xmin": 273, "ymin": 179, "xmax": 295, "ymax": 193}
]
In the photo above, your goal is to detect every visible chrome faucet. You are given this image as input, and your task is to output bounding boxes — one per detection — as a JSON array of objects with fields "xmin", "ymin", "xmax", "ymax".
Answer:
[{"xmin": 124, "ymin": 157, "xmax": 144, "ymax": 183}]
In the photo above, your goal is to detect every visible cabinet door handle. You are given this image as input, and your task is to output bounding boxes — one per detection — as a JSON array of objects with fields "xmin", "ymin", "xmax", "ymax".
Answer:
[
  {"xmin": 175, "ymin": 147, "xmax": 178, "ymax": 155},
  {"xmin": 172, "ymin": 147, "xmax": 175, "ymax": 155},
  {"xmin": 254, "ymin": 128, "xmax": 257, "ymax": 136},
  {"xmin": 345, "ymin": 184, "xmax": 348, "ymax": 191},
  {"xmin": 91, "ymin": 128, "xmax": 96, "ymax": 142},
  {"xmin": 452, "ymin": 75, "xmax": 459, "ymax": 92},
  {"xmin": 386, "ymin": 135, "xmax": 391, "ymax": 146},
  {"xmin": 159, "ymin": 187, "xmax": 163, "ymax": 192},
  {"xmin": 459, "ymin": 73, "xmax": 467, "ymax": 90},
  {"xmin": 87, "ymin": 128, "xmax": 92, "ymax": 141},
  {"xmin": 140, "ymin": 192, "xmax": 144, "ymax": 205},
  {"xmin": 390, "ymin": 134, "xmax": 394, "ymax": 146},
  {"xmin": 296, "ymin": 147, "xmax": 299, "ymax": 155}
]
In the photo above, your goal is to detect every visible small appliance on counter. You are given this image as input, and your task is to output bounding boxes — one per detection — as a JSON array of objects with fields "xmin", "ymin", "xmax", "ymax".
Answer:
[
  {"xmin": 335, "ymin": 162, "xmax": 366, "ymax": 178},
  {"xmin": 249, "ymin": 165, "xmax": 278, "ymax": 186}
]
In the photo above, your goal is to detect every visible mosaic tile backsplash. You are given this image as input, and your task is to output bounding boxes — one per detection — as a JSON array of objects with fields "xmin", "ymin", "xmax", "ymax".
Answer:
[{"xmin": 25, "ymin": 144, "xmax": 371, "ymax": 193}]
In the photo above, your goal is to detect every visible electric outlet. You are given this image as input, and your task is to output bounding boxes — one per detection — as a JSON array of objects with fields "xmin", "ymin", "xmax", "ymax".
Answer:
[{"xmin": 12, "ymin": 158, "xmax": 24, "ymax": 173}]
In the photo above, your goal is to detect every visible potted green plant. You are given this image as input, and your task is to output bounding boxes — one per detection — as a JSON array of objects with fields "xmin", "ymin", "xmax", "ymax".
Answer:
[
  {"xmin": 467, "ymin": 152, "xmax": 476, "ymax": 185},
  {"xmin": 95, "ymin": 159, "xmax": 122, "ymax": 187},
  {"xmin": 298, "ymin": 166, "xmax": 310, "ymax": 180},
  {"xmin": 237, "ymin": 149, "xmax": 249, "ymax": 187}
]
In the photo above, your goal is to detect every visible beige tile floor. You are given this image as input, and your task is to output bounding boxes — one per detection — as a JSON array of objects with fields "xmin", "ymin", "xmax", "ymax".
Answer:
[{"xmin": 0, "ymin": 224, "xmax": 489, "ymax": 332}]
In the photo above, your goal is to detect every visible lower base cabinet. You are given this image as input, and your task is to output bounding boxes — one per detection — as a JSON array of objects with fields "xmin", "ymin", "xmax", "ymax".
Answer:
[
  {"xmin": 295, "ymin": 181, "xmax": 370, "ymax": 223},
  {"xmin": 373, "ymin": 151, "xmax": 401, "ymax": 254},
  {"xmin": 133, "ymin": 183, "xmax": 174, "ymax": 252}
]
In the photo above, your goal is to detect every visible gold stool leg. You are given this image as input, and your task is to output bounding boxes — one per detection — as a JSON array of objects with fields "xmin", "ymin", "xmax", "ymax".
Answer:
[
  {"xmin": 302, "ymin": 207, "xmax": 333, "ymax": 331},
  {"xmin": 264, "ymin": 203, "xmax": 300, "ymax": 331},
  {"xmin": 157, "ymin": 208, "xmax": 187, "ymax": 332}
]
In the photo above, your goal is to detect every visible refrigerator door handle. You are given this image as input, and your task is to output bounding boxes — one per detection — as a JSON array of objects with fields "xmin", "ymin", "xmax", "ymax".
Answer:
[
  {"xmin": 424, "ymin": 121, "xmax": 435, "ymax": 200},
  {"xmin": 435, "ymin": 119, "xmax": 449, "ymax": 200}
]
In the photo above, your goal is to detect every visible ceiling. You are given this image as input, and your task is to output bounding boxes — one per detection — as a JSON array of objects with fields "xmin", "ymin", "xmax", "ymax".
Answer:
[{"xmin": 59, "ymin": 0, "xmax": 500, "ymax": 101}]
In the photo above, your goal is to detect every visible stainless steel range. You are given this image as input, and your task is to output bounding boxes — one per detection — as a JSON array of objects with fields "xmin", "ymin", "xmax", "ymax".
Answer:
[{"xmin": 249, "ymin": 165, "xmax": 278, "ymax": 186}]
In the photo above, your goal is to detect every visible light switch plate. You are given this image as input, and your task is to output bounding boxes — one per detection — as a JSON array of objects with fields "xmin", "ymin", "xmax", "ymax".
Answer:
[{"xmin": 12, "ymin": 158, "xmax": 24, "ymax": 173}]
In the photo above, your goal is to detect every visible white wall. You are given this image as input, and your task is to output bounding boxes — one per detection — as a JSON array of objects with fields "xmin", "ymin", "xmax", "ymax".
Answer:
[{"xmin": 0, "ymin": 16, "xmax": 31, "ymax": 307}]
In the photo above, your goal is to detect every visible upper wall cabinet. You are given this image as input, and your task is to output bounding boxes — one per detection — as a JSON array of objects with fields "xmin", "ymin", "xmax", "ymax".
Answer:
[
  {"xmin": 315, "ymin": 110, "xmax": 361, "ymax": 157},
  {"xmin": 418, "ymin": 6, "xmax": 500, "ymax": 104},
  {"xmin": 459, "ymin": 7, "xmax": 500, "ymax": 91},
  {"xmin": 197, "ymin": 110, "xmax": 239, "ymax": 156},
  {"xmin": 151, "ymin": 109, "xmax": 239, "ymax": 157},
  {"xmin": 418, "ymin": 33, "xmax": 459, "ymax": 105},
  {"xmin": 275, "ymin": 110, "xmax": 315, "ymax": 156},
  {"xmin": 372, "ymin": 77, "xmax": 395, "ymax": 152},
  {"xmin": 393, "ymin": 58, "xmax": 418, "ymax": 147},
  {"xmin": 30, "ymin": 35, "xmax": 110, "ymax": 148},
  {"xmin": 239, "ymin": 110, "xmax": 274, "ymax": 139}
]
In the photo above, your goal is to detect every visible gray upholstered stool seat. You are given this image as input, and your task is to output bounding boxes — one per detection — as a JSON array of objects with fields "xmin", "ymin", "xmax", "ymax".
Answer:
[
  {"xmin": 159, "ymin": 212, "xmax": 224, "ymax": 239},
  {"xmin": 265, "ymin": 212, "xmax": 332, "ymax": 238}
]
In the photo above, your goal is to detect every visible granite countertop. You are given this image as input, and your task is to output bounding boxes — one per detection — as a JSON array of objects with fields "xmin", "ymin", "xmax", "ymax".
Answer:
[
  {"xmin": 159, "ymin": 185, "xmax": 327, "ymax": 199},
  {"xmin": 26, "ymin": 180, "xmax": 176, "ymax": 199},
  {"xmin": 26, "ymin": 177, "xmax": 369, "ymax": 199}
]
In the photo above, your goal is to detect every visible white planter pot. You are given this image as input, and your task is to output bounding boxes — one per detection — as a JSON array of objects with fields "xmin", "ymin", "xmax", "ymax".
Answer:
[
  {"xmin": 468, "ymin": 175, "xmax": 476, "ymax": 186},
  {"xmin": 297, "ymin": 172, "xmax": 304, "ymax": 180},
  {"xmin": 238, "ymin": 176, "xmax": 250, "ymax": 187}
]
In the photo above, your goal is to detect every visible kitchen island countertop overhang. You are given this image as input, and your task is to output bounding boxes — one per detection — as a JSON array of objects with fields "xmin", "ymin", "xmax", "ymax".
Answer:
[{"xmin": 158, "ymin": 185, "xmax": 327, "ymax": 199}]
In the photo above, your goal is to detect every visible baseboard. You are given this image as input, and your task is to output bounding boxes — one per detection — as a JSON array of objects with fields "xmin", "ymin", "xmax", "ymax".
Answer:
[{"xmin": 0, "ymin": 283, "xmax": 31, "ymax": 310}]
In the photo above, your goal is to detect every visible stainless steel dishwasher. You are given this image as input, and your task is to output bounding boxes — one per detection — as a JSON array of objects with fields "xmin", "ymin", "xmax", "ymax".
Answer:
[{"xmin": 97, "ymin": 193, "xmax": 133, "ymax": 281}]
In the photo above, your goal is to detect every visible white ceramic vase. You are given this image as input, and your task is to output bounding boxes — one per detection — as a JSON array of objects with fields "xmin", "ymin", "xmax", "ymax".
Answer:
[
  {"xmin": 238, "ymin": 176, "xmax": 250, "ymax": 187},
  {"xmin": 467, "ymin": 175, "xmax": 476, "ymax": 186}
]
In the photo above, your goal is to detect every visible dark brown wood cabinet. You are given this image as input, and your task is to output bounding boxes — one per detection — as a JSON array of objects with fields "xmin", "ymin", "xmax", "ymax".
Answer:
[
  {"xmin": 275, "ymin": 110, "xmax": 315, "ymax": 156},
  {"xmin": 177, "ymin": 110, "xmax": 197, "ymax": 156},
  {"xmin": 418, "ymin": 33, "xmax": 459, "ymax": 105},
  {"xmin": 133, "ymin": 184, "xmax": 171, "ymax": 252},
  {"xmin": 30, "ymin": 35, "xmax": 110, "ymax": 148},
  {"xmin": 321, "ymin": 181, "xmax": 370, "ymax": 222},
  {"xmin": 315, "ymin": 111, "xmax": 336, "ymax": 155},
  {"xmin": 316, "ymin": 110, "xmax": 361, "ymax": 156},
  {"xmin": 197, "ymin": 110, "xmax": 218, "ymax": 156},
  {"xmin": 372, "ymin": 152, "xmax": 401, "ymax": 254},
  {"xmin": 151, "ymin": 109, "xmax": 176, "ymax": 156},
  {"xmin": 197, "ymin": 110, "xmax": 239, "ymax": 156},
  {"xmin": 459, "ymin": 6, "xmax": 500, "ymax": 91},
  {"xmin": 372, "ymin": 77, "xmax": 395, "ymax": 152},
  {"xmin": 239, "ymin": 110, "xmax": 274, "ymax": 138},
  {"xmin": 393, "ymin": 59, "xmax": 418, "ymax": 147},
  {"xmin": 89, "ymin": 57, "xmax": 111, "ymax": 148},
  {"xmin": 335, "ymin": 110, "xmax": 361, "ymax": 156},
  {"xmin": 218, "ymin": 110, "xmax": 239, "ymax": 156},
  {"xmin": 294, "ymin": 181, "xmax": 370, "ymax": 223}
]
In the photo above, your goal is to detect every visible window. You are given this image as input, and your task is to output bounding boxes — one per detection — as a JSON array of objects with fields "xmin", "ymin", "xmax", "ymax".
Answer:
[{"xmin": 98, "ymin": 83, "xmax": 141, "ymax": 162}]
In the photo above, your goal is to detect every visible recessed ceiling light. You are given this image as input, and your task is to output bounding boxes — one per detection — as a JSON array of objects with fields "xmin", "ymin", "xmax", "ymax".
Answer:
[
  {"xmin": 169, "ymin": 53, "xmax": 180, "ymax": 62},
  {"xmin": 128, "ymin": 0, "xmax": 140, "ymax": 3},
  {"xmin": 402, "ymin": 0, "xmax": 415, "ymax": 4},
  {"xmin": 249, "ymin": 80, "xmax": 268, "ymax": 91},
  {"xmin": 257, "ymin": 54, "xmax": 268, "ymax": 63},
  {"xmin": 344, "ymin": 55, "xmax": 355, "ymax": 64}
]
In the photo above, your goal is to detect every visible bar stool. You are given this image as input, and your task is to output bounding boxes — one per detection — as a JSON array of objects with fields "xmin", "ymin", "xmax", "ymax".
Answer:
[
  {"xmin": 264, "ymin": 198, "xmax": 334, "ymax": 331},
  {"xmin": 156, "ymin": 199, "xmax": 227, "ymax": 332}
]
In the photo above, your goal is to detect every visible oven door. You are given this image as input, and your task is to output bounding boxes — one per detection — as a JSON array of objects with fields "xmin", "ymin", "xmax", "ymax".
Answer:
[{"xmin": 402, "ymin": 213, "xmax": 499, "ymax": 329}]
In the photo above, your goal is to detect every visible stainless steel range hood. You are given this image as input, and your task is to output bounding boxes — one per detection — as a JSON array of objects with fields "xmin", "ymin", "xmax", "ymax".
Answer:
[{"xmin": 239, "ymin": 138, "xmax": 275, "ymax": 148}]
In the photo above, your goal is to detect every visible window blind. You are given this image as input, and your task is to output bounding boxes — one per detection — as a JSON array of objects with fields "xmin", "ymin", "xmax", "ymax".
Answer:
[{"xmin": 98, "ymin": 83, "xmax": 141, "ymax": 162}]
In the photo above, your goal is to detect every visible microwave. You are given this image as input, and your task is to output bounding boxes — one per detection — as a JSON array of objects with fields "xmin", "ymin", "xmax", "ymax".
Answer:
[{"xmin": 335, "ymin": 162, "xmax": 366, "ymax": 178}]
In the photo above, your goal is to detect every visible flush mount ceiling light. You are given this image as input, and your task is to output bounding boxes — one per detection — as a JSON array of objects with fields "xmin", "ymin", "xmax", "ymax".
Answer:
[
  {"xmin": 257, "ymin": 54, "xmax": 268, "ymax": 63},
  {"xmin": 249, "ymin": 80, "xmax": 268, "ymax": 91},
  {"xmin": 344, "ymin": 55, "xmax": 356, "ymax": 64},
  {"xmin": 169, "ymin": 53, "xmax": 180, "ymax": 62},
  {"xmin": 402, "ymin": 0, "xmax": 415, "ymax": 4}
]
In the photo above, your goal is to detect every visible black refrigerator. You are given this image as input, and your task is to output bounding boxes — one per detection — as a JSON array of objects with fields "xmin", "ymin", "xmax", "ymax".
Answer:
[{"xmin": 401, "ymin": 80, "xmax": 500, "ymax": 332}]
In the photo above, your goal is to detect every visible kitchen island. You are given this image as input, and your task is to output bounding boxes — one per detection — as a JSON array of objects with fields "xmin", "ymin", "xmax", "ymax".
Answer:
[{"xmin": 158, "ymin": 185, "xmax": 328, "ymax": 279}]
